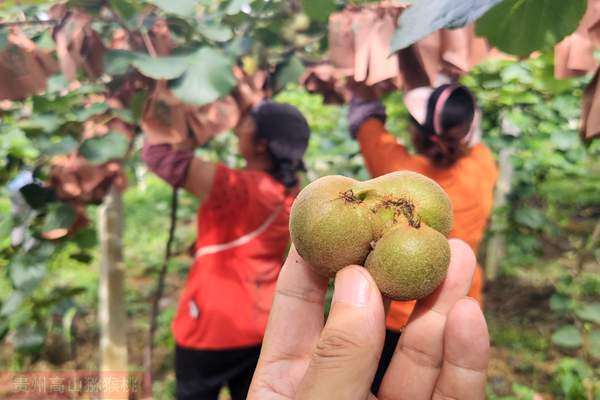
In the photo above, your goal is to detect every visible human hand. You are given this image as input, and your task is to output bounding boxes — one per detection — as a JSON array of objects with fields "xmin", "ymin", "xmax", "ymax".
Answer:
[
  {"xmin": 347, "ymin": 79, "xmax": 381, "ymax": 101},
  {"xmin": 248, "ymin": 239, "xmax": 489, "ymax": 400}
]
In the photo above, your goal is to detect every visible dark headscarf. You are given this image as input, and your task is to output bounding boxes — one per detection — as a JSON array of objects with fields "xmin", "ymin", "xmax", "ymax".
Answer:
[{"xmin": 251, "ymin": 101, "xmax": 310, "ymax": 188}]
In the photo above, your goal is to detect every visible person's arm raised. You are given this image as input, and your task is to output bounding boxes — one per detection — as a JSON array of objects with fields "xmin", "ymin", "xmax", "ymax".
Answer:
[
  {"xmin": 347, "ymin": 95, "xmax": 412, "ymax": 177},
  {"xmin": 142, "ymin": 140, "xmax": 216, "ymax": 201}
]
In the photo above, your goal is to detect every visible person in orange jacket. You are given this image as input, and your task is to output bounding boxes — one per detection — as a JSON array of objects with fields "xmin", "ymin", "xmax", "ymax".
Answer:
[{"xmin": 347, "ymin": 83, "xmax": 498, "ymax": 394}]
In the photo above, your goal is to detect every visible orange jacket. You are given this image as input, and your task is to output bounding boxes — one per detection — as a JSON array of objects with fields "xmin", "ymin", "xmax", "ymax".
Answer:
[{"xmin": 357, "ymin": 119, "xmax": 498, "ymax": 331}]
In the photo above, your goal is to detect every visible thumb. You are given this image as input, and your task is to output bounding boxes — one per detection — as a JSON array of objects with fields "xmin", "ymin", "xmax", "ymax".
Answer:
[{"xmin": 296, "ymin": 266, "xmax": 385, "ymax": 400}]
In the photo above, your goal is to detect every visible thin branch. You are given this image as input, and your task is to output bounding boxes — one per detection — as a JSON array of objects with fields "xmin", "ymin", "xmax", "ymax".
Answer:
[
  {"xmin": 141, "ymin": 30, "xmax": 157, "ymax": 58},
  {"xmin": 0, "ymin": 19, "xmax": 58, "ymax": 27},
  {"xmin": 105, "ymin": 3, "xmax": 158, "ymax": 57},
  {"xmin": 143, "ymin": 188, "xmax": 178, "ymax": 398}
]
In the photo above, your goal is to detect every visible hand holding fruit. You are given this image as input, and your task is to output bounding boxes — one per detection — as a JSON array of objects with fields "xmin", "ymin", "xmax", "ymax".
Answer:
[{"xmin": 248, "ymin": 241, "xmax": 489, "ymax": 400}]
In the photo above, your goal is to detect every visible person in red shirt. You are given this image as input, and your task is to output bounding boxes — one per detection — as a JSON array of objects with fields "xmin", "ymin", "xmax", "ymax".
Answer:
[
  {"xmin": 143, "ymin": 101, "xmax": 310, "ymax": 400},
  {"xmin": 347, "ymin": 83, "xmax": 498, "ymax": 394}
]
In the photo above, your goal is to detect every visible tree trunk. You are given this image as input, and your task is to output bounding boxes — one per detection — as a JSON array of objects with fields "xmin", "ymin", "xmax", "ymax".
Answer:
[
  {"xmin": 98, "ymin": 185, "xmax": 129, "ymax": 399},
  {"xmin": 485, "ymin": 148, "xmax": 514, "ymax": 281}
]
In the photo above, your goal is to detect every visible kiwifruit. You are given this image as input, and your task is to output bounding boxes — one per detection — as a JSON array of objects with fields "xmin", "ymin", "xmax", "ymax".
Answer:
[{"xmin": 289, "ymin": 171, "xmax": 453, "ymax": 300}]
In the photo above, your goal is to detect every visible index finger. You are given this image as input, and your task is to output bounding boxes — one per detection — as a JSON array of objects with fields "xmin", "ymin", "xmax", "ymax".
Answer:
[
  {"xmin": 250, "ymin": 246, "xmax": 329, "ymax": 398},
  {"xmin": 260, "ymin": 246, "xmax": 329, "ymax": 361}
]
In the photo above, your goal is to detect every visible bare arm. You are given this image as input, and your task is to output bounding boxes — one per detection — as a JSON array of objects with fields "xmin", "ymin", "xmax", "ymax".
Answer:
[{"xmin": 182, "ymin": 157, "xmax": 216, "ymax": 201}]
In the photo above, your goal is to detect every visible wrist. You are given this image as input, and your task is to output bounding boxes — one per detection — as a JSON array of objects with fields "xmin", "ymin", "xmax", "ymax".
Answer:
[{"xmin": 348, "ymin": 98, "xmax": 387, "ymax": 139}]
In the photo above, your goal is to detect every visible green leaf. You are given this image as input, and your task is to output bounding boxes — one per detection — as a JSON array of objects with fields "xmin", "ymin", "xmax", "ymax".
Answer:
[
  {"xmin": 588, "ymin": 330, "xmax": 600, "ymax": 360},
  {"xmin": 476, "ymin": 0, "xmax": 587, "ymax": 56},
  {"xmin": 79, "ymin": 132, "xmax": 129, "ymax": 164},
  {"xmin": 391, "ymin": 0, "xmax": 501, "ymax": 52},
  {"xmin": 147, "ymin": 0, "xmax": 198, "ymax": 16},
  {"xmin": 550, "ymin": 131, "xmax": 578, "ymax": 151},
  {"xmin": 511, "ymin": 383, "xmax": 537, "ymax": 398},
  {"xmin": 170, "ymin": 47, "xmax": 236, "ymax": 106},
  {"xmin": 45, "ymin": 74, "xmax": 70, "ymax": 94},
  {"xmin": 549, "ymin": 293, "xmax": 575, "ymax": 313},
  {"xmin": 72, "ymin": 227, "xmax": 98, "ymax": 250},
  {"xmin": 275, "ymin": 56, "xmax": 305, "ymax": 91},
  {"xmin": 225, "ymin": 0, "xmax": 252, "ymax": 15},
  {"xmin": 302, "ymin": 0, "xmax": 336, "ymax": 23},
  {"xmin": 165, "ymin": 16, "xmax": 194, "ymax": 37},
  {"xmin": 197, "ymin": 22, "xmax": 234, "ymax": 42},
  {"xmin": 514, "ymin": 207, "xmax": 545, "ymax": 230},
  {"xmin": 67, "ymin": 0, "xmax": 104, "ymax": 13},
  {"xmin": 575, "ymin": 303, "xmax": 600, "ymax": 324},
  {"xmin": 47, "ymin": 286, "xmax": 87, "ymax": 304},
  {"xmin": 551, "ymin": 325, "xmax": 582, "ymax": 348},
  {"xmin": 0, "ymin": 291, "xmax": 24, "ymax": 317},
  {"xmin": 62, "ymin": 307, "xmax": 77, "ymax": 349},
  {"xmin": 110, "ymin": 0, "xmax": 138, "ymax": 22},
  {"xmin": 130, "ymin": 91, "xmax": 146, "ymax": 122},
  {"xmin": 43, "ymin": 203, "xmax": 76, "ymax": 233},
  {"xmin": 104, "ymin": 49, "xmax": 138, "ymax": 76},
  {"xmin": 18, "ymin": 114, "xmax": 64, "ymax": 133},
  {"xmin": 13, "ymin": 325, "xmax": 45, "ymax": 354},
  {"xmin": 132, "ymin": 53, "xmax": 189, "ymax": 80},
  {"xmin": 111, "ymin": 108, "xmax": 135, "ymax": 124},
  {"xmin": 1, "ymin": 127, "xmax": 39, "ymax": 160},
  {"xmin": 0, "ymin": 0, "xmax": 49, "ymax": 10},
  {"xmin": 34, "ymin": 30, "xmax": 55, "ymax": 50},
  {"xmin": 553, "ymin": 358, "xmax": 590, "ymax": 397},
  {"xmin": 8, "ymin": 243, "xmax": 54, "ymax": 292},
  {"xmin": 70, "ymin": 252, "xmax": 93, "ymax": 263},
  {"xmin": 41, "ymin": 136, "xmax": 79, "ymax": 156},
  {"xmin": 74, "ymin": 102, "xmax": 110, "ymax": 122},
  {"xmin": 0, "ymin": 200, "xmax": 11, "ymax": 251}
]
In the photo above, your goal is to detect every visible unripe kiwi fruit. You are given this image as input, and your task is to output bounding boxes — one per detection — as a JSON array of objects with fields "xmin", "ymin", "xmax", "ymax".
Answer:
[{"xmin": 290, "ymin": 171, "xmax": 453, "ymax": 300}]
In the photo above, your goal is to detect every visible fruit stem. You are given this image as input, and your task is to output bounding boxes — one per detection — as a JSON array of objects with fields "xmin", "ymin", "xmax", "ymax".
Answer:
[{"xmin": 340, "ymin": 189, "xmax": 364, "ymax": 203}]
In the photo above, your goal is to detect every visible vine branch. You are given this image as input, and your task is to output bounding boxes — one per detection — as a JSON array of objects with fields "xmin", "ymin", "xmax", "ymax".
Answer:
[
  {"xmin": 0, "ymin": 19, "xmax": 58, "ymax": 27},
  {"xmin": 143, "ymin": 188, "xmax": 179, "ymax": 397}
]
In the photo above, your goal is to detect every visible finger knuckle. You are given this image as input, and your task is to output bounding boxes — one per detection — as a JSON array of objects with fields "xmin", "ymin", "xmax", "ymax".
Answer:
[
  {"xmin": 432, "ymin": 388, "xmax": 460, "ymax": 400},
  {"xmin": 400, "ymin": 342, "xmax": 442, "ymax": 369},
  {"xmin": 312, "ymin": 328, "xmax": 366, "ymax": 367}
]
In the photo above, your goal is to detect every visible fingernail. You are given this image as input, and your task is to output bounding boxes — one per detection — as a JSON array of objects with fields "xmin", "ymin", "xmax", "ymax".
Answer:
[{"xmin": 332, "ymin": 267, "xmax": 370, "ymax": 306}]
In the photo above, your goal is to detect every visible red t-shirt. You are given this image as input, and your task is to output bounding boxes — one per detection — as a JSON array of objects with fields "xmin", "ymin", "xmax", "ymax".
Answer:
[{"xmin": 172, "ymin": 164, "xmax": 295, "ymax": 350}]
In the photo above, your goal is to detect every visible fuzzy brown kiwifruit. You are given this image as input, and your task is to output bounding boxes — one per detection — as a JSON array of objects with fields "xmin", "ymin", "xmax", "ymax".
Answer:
[{"xmin": 290, "ymin": 171, "xmax": 453, "ymax": 300}]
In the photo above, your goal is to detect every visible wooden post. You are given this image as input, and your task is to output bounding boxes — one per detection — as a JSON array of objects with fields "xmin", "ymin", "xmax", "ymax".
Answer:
[
  {"xmin": 485, "ymin": 147, "xmax": 514, "ymax": 281},
  {"xmin": 98, "ymin": 185, "xmax": 129, "ymax": 399}
]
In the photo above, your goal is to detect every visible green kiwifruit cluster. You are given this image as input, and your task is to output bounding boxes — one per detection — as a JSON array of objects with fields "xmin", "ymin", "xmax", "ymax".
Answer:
[{"xmin": 289, "ymin": 171, "xmax": 453, "ymax": 300}]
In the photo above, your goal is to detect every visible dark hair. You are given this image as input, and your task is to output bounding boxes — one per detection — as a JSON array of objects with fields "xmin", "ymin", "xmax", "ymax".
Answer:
[
  {"xmin": 251, "ymin": 101, "xmax": 310, "ymax": 188},
  {"xmin": 268, "ymin": 157, "xmax": 306, "ymax": 188},
  {"xmin": 413, "ymin": 85, "xmax": 475, "ymax": 168}
]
